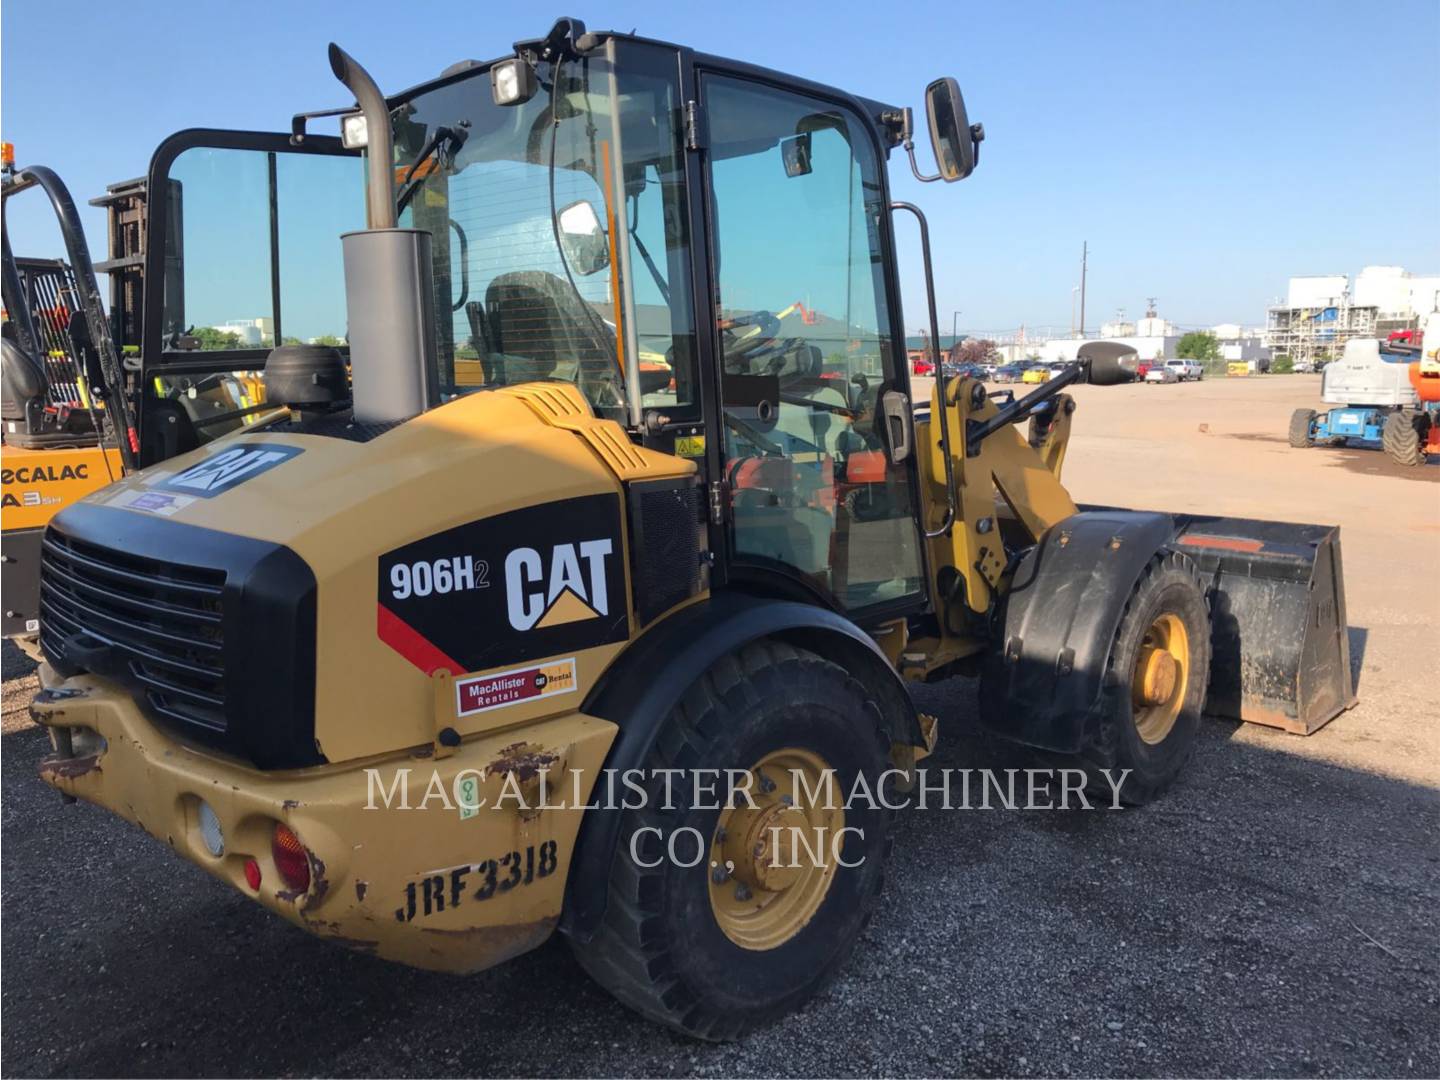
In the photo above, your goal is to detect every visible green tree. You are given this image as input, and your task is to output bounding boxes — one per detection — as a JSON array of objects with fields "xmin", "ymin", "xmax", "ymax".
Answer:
[
  {"xmin": 1176, "ymin": 331, "xmax": 1220, "ymax": 362},
  {"xmin": 1271, "ymin": 355, "xmax": 1294, "ymax": 374},
  {"xmin": 312, "ymin": 334, "xmax": 345, "ymax": 347},
  {"xmin": 191, "ymin": 326, "xmax": 244, "ymax": 351}
]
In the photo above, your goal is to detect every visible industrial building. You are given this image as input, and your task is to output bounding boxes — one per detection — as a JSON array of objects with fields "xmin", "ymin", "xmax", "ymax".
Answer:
[{"xmin": 1265, "ymin": 266, "xmax": 1439, "ymax": 369}]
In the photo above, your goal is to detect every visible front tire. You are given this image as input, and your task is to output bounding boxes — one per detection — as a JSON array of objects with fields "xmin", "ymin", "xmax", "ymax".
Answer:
[
  {"xmin": 570, "ymin": 642, "xmax": 894, "ymax": 1040},
  {"xmin": 1288, "ymin": 407, "xmax": 1316, "ymax": 448},
  {"xmin": 1075, "ymin": 551, "xmax": 1211, "ymax": 805},
  {"xmin": 1382, "ymin": 409, "xmax": 1429, "ymax": 466}
]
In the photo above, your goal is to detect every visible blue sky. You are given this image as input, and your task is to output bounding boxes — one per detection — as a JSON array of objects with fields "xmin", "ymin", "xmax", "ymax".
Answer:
[{"xmin": 4, "ymin": 0, "xmax": 1437, "ymax": 337}]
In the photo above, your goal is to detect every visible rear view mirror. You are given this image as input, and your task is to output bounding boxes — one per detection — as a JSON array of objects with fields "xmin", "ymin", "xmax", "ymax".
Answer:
[
  {"xmin": 1077, "ymin": 341, "xmax": 1140, "ymax": 385},
  {"xmin": 925, "ymin": 77, "xmax": 978, "ymax": 182},
  {"xmin": 781, "ymin": 133, "xmax": 812, "ymax": 178},
  {"xmin": 557, "ymin": 199, "xmax": 609, "ymax": 276}
]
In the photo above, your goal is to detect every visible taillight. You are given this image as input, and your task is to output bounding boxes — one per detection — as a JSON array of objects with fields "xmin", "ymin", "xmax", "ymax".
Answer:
[{"xmin": 271, "ymin": 823, "xmax": 311, "ymax": 893}]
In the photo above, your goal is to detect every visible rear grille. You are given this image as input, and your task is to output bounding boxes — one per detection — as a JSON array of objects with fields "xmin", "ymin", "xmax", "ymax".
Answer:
[{"xmin": 40, "ymin": 531, "xmax": 227, "ymax": 731}]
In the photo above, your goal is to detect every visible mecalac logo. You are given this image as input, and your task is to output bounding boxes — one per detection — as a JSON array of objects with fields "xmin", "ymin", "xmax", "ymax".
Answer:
[
  {"xmin": 505, "ymin": 540, "xmax": 613, "ymax": 631},
  {"xmin": 156, "ymin": 444, "xmax": 303, "ymax": 498}
]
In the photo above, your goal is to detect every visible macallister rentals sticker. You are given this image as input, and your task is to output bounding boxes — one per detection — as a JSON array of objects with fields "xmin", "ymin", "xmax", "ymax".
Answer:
[{"xmin": 455, "ymin": 657, "xmax": 577, "ymax": 717}]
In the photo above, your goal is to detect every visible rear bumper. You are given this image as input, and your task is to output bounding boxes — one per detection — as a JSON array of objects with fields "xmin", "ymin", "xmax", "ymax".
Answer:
[{"xmin": 31, "ymin": 665, "xmax": 617, "ymax": 973}]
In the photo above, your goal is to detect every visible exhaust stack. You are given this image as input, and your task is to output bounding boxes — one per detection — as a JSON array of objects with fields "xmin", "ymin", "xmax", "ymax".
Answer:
[{"xmin": 329, "ymin": 42, "xmax": 438, "ymax": 425}]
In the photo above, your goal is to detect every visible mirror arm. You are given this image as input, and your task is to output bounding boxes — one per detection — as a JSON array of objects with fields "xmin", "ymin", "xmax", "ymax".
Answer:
[{"xmin": 899, "ymin": 108, "xmax": 944, "ymax": 184}]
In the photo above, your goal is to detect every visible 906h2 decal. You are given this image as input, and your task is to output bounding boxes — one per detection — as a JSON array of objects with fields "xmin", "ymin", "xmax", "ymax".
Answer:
[{"xmin": 377, "ymin": 494, "xmax": 628, "ymax": 677}]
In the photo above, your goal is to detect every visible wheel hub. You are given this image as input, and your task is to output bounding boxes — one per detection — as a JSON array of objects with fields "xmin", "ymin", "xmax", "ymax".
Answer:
[
  {"xmin": 1136, "ymin": 647, "xmax": 1178, "ymax": 706},
  {"xmin": 708, "ymin": 748, "xmax": 844, "ymax": 951},
  {"xmin": 1130, "ymin": 612, "xmax": 1190, "ymax": 744},
  {"xmin": 723, "ymin": 801, "xmax": 808, "ymax": 893}
]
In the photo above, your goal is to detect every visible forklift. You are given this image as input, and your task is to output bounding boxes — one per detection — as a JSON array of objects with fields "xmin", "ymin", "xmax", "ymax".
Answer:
[{"xmin": 29, "ymin": 20, "xmax": 1353, "ymax": 1039}]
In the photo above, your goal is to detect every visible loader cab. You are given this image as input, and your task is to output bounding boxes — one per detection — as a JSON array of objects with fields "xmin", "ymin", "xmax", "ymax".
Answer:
[{"xmin": 139, "ymin": 27, "xmax": 981, "ymax": 622}]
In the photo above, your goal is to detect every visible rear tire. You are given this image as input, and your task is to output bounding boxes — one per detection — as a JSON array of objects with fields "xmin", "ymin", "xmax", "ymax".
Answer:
[
  {"xmin": 570, "ymin": 641, "xmax": 894, "ymax": 1040},
  {"xmin": 1074, "ymin": 551, "xmax": 1211, "ymax": 806},
  {"xmin": 1288, "ymin": 407, "xmax": 1316, "ymax": 448},
  {"xmin": 1382, "ymin": 409, "xmax": 1428, "ymax": 466}
]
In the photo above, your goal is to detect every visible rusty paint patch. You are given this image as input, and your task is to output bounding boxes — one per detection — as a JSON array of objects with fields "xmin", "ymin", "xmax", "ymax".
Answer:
[
  {"xmin": 354, "ymin": 879, "xmax": 369, "ymax": 902},
  {"xmin": 485, "ymin": 741, "xmax": 559, "ymax": 783},
  {"xmin": 303, "ymin": 852, "xmax": 331, "ymax": 910},
  {"xmin": 411, "ymin": 744, "xmax": 435, "ymax": 759},
  {"xmin": 38, "ymin": 753, "xmax": 101, "ymax": 781},
  {"xmin": 281, "ymin": 799, "xmax": 300, "ymax": 811}
]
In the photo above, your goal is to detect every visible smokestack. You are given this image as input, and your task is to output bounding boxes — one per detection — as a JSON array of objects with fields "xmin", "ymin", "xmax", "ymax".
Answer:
[{"xmin": 329, "ymin": 43, "xmax": 438, "ymax": 424}]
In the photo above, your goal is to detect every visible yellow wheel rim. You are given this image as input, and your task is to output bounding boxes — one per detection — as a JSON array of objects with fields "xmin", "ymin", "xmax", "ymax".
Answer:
[
  {"xmin": 708, "ymin": 747, "xmax": 843, "ymax": 951},
  {"xmin": 1130, "ymin": 612, "xmax": 1190, "ymax": 744}
]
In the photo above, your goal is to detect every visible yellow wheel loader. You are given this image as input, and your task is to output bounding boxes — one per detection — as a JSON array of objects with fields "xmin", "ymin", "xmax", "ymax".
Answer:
[{"xmin": 29, "ymin": 19, "xmax": 1353, "ymax": 1039}]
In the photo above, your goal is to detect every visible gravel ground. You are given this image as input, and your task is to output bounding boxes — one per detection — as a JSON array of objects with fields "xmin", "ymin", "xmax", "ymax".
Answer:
[{"xmin": 2, "ymin": 375, "xmax": 1437, "ymax": 1077}]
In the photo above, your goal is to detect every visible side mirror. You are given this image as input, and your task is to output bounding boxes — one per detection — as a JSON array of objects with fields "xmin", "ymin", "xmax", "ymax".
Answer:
[
  {"xmin": 780, "ymin": 133, "xmax": 812, "ymax": 178},
  {"xmin": 925, "ymin": 77, "xmax": 979, "ymax": 182},
  {"xmin": 1077, "ymin": 343, "xmax": 1140, "ymax": 385},
  {"xmin": 557, "ymin": 200, "xmax": 609, "ymax": 276}
]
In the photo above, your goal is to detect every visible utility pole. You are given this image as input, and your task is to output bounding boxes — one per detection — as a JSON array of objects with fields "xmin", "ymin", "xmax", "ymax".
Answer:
[
  {"xmin": 1078, "ymin": 241, "xmax": 1088, "ymax": 338},
  {"xmin": 951, "ymin": 310, "xmax": 961, "ymax": 358}
]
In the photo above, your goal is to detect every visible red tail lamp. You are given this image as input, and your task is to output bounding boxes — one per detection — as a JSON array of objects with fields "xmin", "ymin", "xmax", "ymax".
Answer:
[{"xmin": 271, "ymin": 823, "xmax": 311, "ymax": 893}]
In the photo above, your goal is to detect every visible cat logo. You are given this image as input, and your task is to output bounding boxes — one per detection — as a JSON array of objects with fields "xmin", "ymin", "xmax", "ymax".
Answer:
[
  {"xmin": 158, "ymin": 444, "xmax": 303, "ymax": 498},
  {"xmin": 505, "ymin": 540, "xmax": 613, "ymax": 632}
]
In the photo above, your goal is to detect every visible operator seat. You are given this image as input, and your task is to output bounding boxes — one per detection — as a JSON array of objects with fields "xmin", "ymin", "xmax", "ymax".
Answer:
[
  {"xmin": 483, "ymin": 271, "xmax": 622, "ymax": 407},
  {"xmin": 1, "ymin": 331, "xmax": 98, "ymax": 448}
]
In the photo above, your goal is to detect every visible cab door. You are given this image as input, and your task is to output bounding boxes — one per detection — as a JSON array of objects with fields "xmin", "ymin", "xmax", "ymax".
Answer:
[{"xmin": 699, "ymin": 72, "xmax": 925, "ymax": 614}]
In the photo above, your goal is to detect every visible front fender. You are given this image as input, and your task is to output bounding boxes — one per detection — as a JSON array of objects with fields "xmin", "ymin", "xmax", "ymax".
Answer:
[{"xmin": 979, "ymin": 510, "xmax": 1174, "ymax": 752}]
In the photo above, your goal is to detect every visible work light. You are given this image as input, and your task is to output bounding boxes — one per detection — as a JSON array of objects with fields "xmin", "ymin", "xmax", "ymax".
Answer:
[
  {"xmin": 340, "ymin": 112, "xmax": 368, "ymax": 150},
  {"xmin": 491, "ymin": 58, "xmax": 537, "ymax": 106}
]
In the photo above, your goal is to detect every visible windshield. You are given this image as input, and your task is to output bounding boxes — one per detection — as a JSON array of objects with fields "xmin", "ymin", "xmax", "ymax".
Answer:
[{"xmin": 390, "ymin": 45, "xmax": 696, "ymax": 422}]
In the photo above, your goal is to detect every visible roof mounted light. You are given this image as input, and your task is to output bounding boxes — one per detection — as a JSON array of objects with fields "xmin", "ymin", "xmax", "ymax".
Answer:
[
  {"xmin": 491, "ymin": 58, "xmax": 537, "ymax": 107},
  {"xmin": 340, "ymin": 112, "xmax": 368, "ymax": 150}
]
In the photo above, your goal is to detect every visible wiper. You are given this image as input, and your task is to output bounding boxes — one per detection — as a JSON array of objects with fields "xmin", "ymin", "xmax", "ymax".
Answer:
[{"xmin": 395, "ymin": 124, "xmax": 467, "ymax": 215}]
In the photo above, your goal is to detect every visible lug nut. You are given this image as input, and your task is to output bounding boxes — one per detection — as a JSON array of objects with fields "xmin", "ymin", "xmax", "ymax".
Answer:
[
  {"xmin": 734, "ymin": 883, "xmax": 753, "ymax": 902},
  {"xmin": 757, "ymin": 771, "xmax": 776, "ymax": 795},
  {"xmin": 712, "ymin": 863, "xmax": 730, "ymax": 884}
]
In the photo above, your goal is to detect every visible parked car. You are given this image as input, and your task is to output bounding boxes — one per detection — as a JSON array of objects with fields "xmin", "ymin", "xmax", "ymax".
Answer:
[
  {"xmin": 1145, "ymin": 364, "xmax": 1180, "ymax": 384},
  {"xmin": 994, "ymin": 363, "xmax": 1024, "ymax": 383},
  {"xmin": 913, "ymin": 356, "xmax": 935, "ymax": 376},
  {"xmin": 1022, "ymin": 364, "xmax": 1050, "ymax": 384},
  {"xmin": 1165, "ymin": 358, "xmax": 1204, "ymax": 381}
]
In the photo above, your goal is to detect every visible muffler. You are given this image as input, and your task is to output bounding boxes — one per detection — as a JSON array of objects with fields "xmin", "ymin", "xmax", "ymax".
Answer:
[
  {"xmin": 1173, "ymin": 515, "xmax": 1356, "ymax": 734},
  {"xmin": 329, "ymin": 42, "xmax": 438, "ymax": 425}
]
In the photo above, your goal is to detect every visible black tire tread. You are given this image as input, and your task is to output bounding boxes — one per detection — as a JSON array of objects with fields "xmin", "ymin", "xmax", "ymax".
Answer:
[
  {"xmin": 1382, "ymin": 409, "xmax": 1428, "ymax": 467},
  {"xmin": 570, "ymin": 640, "xmax": 888, "ymax": 1041},
  {"xmin": 1288, "ymin": 407, "xmax": 1316, "ymax": 448},
  {"xmin": 1074, "ymin": 549, "xmax": 1210, "ymax": 805}
]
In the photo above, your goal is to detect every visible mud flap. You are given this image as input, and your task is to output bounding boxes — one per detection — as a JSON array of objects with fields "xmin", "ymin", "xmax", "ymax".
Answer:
[{"xmin": 1172, "ymin": 516, "xmax": 1355, "ymax": 734}]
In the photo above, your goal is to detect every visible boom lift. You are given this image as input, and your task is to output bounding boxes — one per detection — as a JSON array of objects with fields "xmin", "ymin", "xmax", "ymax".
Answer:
[{"xmin": 29, "ymin": 21, "xmax": 1354, "ymax": 1038}]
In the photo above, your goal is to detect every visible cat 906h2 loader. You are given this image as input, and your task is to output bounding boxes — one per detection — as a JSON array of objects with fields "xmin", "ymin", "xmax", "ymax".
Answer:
[{"xmin": 29, "ymin": 20, "xmax": 1354, "ymax": 1039}]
